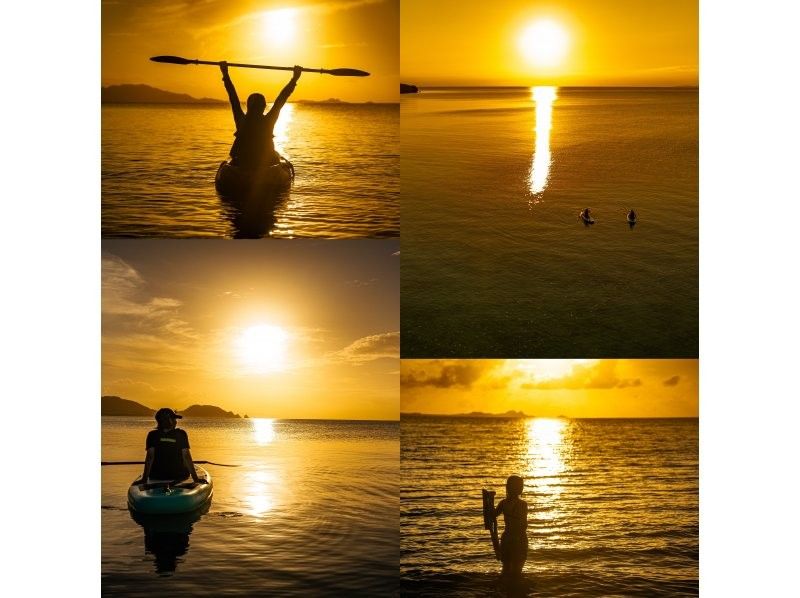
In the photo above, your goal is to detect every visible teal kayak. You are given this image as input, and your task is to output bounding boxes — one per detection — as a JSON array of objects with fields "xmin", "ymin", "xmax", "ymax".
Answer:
[
  {"xmin": 214, "ymin": 159, "xmax": 294, "ymax": 198},
  {"xmin": 128, "ymin": 466, "xmax": 213, "ymax": 514}
]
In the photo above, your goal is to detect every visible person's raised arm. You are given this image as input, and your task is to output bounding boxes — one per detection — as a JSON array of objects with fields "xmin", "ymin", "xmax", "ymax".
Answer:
[
  {"xmin": 268, "ymin": 65, "xmax": 302, "ymax": 117},
  {"xmin": 220, "ymin": 62, "xmax": 245, "ymax": 126}
]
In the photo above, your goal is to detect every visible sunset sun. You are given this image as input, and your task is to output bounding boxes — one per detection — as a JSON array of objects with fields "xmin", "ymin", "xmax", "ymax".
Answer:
[
  {"xmin": 236, "ymin": 324, "xmax": 290, "ymax": 373},
  {"xmin": 262, "ymin": 8, "xmax": 298, "ymax": 47},
  {"xmin": 518, "ymin": 19, "xmax": 570, "ymax": 68}
]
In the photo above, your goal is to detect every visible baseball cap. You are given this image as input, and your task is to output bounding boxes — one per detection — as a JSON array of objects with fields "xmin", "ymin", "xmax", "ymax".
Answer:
[{"xmin": 154, "ymin": 408, "xmax": 183, "ymax": 422}]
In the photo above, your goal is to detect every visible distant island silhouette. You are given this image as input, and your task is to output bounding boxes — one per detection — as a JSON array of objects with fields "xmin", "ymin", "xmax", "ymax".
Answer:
[
  {"xmin": 401, "ymin": 410, "xmax": 529, "ymax": 419},
  {"xmin": 102, "ymin": 395, "xmax": 242, "ymax": 418},
  {"xmin": 103, "ymin": 85, "xmax": 399, "ymax": 106},
  {"xmin": 400, "ymin": 83, "xmax": 419, "ymax": 94},
  {"xmin": 101, "ymin": 84, "xmax": 226, "ymax": 104}
]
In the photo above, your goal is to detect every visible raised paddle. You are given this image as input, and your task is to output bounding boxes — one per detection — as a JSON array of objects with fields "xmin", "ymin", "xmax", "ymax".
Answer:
[
  {"xmin": 150, "ymin": 55, "xmax": 370, "ymax": 77},
  {"xmin": 102, "ymin": 460, "xmax": 240, "ymax": 467}
]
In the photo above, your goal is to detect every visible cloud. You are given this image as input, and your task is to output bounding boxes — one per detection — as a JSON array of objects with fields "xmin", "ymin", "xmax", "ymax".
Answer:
[
  {"xmin": 663, "ymin": 375, "xmax": 681, "ymax": 386},
  {"xmin": 345, "ymin": 277, "xmax": 378, "ymax": 287},
  {"xmin": 187, "ymin": 0, "xmax": 387, "ymax": 39},
  {"xmin": 102, "ymin": 253, "xmax": 200, "ymax": 374},
  {"xmin": 401, "ymin": 360, "xmax": 498, "ymax": 389},
  {"xmin": 521, "ymin": 360, "xmax": 642, "ymax": 390},
  {"xmin": 333, "ymin": 331, "xmax": 399, "ymax": 363},
  {"xmin": 102, "ymin": 253, "xmax": 195, "ymax": 338}
]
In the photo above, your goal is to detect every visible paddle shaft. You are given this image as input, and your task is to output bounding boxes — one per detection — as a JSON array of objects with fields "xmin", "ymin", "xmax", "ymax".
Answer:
[
  {"xmin": 150, "ymin": 56, "xmax": 369, "ymax": 77},
  {"xmin": 199, "ymin": 59, "xmax": 321, "ymax": 74},
  {"xmin": 101, "ymin": 460, "xmax": 239, "ymax": 467}
]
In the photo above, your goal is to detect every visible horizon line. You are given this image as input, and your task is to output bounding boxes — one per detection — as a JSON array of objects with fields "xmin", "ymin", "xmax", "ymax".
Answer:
[
  {"xmin": 101, "ymin": 414, "xmax": 400, "ymax": 423},
  {"xmin": 401, "ymin": 413, "xmax": 698, "ymax": 419}
]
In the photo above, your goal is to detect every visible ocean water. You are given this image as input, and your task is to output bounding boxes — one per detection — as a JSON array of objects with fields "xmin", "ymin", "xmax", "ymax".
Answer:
[
  {"xmin": 102, "ymin": 417, "xmax": 399, "ymax": 596},
  {"xmin": 102, "ymin": 103, "xmax": 399, "ymax": 238},
  {"xmin": 401, "ymin": 416, "xmax": 698, "ymax": 597},
  {"xmin": 401, "ymin": 88, "xmax": 698, "ymax": 357}
]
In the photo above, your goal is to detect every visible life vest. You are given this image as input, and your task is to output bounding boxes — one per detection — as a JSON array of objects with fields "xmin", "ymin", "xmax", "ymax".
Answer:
[{"xmin": 230, "ymin": 114, "xmax": 277, "ymax": 168}]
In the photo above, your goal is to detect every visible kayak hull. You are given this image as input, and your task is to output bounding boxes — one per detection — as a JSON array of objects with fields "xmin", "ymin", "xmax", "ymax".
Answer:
[
  {"xmin": 128, "ymin": 467, "xmax": 213, "ymax": 514},
  {"xmin": 214, "ymin": 160, "xmax": 293, "ymax": 199}
]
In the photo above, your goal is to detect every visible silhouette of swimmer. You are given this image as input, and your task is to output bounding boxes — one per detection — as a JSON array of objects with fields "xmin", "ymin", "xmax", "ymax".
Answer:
[
  {"xmin": 220, "ymin": 61, "xmax": 301, "ymax": 170},
  {"xmin": 494, "ymin": 475, "xmax": 528, "ymax": 582},
  {"xmin": 580, "ymin": 207, "xmax": 593, "ymax": 222}
]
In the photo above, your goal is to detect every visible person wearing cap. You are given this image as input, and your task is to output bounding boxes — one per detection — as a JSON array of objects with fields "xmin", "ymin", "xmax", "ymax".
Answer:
[{"xmin": 136, "ymin": 408, "xmax": 207, "ymax": 485}]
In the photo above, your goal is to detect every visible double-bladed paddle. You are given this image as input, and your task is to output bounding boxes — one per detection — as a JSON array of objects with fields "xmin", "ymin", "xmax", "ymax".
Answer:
[
  {"xmin": 150, "ymin": 55, "xmax": 370, "ymax": 77},
  {"xmin": 102, "ymin": 460, "xmax": 240, "ymax": 467}
]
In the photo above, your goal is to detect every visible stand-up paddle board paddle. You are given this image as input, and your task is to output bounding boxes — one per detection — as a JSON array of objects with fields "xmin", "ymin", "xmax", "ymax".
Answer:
[{"xmin": 482, "ymin": 489, "xmax": 501, "ymax": 560}]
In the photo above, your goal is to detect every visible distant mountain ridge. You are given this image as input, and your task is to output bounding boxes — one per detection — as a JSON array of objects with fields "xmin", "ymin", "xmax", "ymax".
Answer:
[
  {"xmin": 101, "ymin": 395, "xmax": 241, "ymax": 418},
  {"xmin": 182, "ymin": 404, "xmax": 242, "ymax": 418},
  {"xmin": 102, "ymin": 396, "xmax": 153, "ymax": 416},
  {"xmin": 401, "ymin": 410, "xmax": 529, "ymax": 419},
  {"xmin": 101, "ymin": 84, "xmax": 226, "ymax": 104}
]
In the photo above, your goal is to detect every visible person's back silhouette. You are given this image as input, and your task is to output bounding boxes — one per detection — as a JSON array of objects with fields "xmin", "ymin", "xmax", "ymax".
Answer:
[{"xmin": 220, "ymin": 62, "xmax": 302, "ymax": 170}]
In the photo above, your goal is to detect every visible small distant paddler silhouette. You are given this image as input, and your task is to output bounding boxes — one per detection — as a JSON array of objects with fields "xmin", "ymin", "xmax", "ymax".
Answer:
[
  {"xmin": 220, "ymin": 61, "xmax": 301, "ymax": 170},
  {"xmin": 135, "ymin": 408, "xmax": 207, "ymax": 485},
  {"xmin": 486, "ymin": 475, "xmax": 529, "ymax": 581}
]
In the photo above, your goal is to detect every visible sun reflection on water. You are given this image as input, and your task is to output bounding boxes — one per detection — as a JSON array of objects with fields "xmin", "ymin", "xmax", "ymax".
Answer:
[
  {"xmin": 525, "ymin": 418, "xmax": 570, "ymax": 526},
  {"xmin": 251, "ymin": 418, "xmax": 276, "ymax": 445},
  {"xmin": 273, "ymin": 103, "xmax": 294, "ymax": 158},
  {"xmin": 245, "ymin": 469, "xmax": 277, "ymax": 517},
  {"xmin": 529, "ymin": 86, "xmax": 557, "ymax": 200}
]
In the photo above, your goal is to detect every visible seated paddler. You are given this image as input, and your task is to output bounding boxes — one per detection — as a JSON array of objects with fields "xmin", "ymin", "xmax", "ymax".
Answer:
[
  {"xmin": 136, "ymin": 408, "xmax": 207, "ymax": 485},
  {"xmin": 220, "ymin": 61, "xmax": 302, "ymax": 170}
]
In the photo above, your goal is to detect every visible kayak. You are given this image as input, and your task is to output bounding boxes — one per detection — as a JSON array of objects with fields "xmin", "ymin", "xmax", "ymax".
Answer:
[
  {"xmin": 214, "ymin": 159, "xmax": 294, "ymax": 198},
  {"xmin": 128, "ymin": 466, "xmax": 213, "ymax": 514}
]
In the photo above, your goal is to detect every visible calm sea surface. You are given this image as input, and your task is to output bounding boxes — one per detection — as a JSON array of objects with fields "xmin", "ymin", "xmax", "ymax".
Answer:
[
  {"xmin": 401, "ymin": 416, "xmax": 698, "ymax": 597},
  {"xmin": 101, "ymin": 417, "xmax": 399, "ymax": 596},
  {"xmin": 102, "ymin": 103, "xmax": 399, "ymax": 238},
  {"xmin": 401, "ymin": 88, "xmax": 698, "ymax": 357}
]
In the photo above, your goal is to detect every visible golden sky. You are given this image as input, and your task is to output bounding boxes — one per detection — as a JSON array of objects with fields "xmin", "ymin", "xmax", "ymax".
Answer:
[
  {"xmin": 401, "ymin": 360, "xmax": 698, "ymax": 418},
  {"xmin": 102, "ymin": 0, "xmax": 399, "ymax": 102},
  {"xmin": 401, "ymin": 0, "xmax": 697, "ymax": 86},
  {"xmin": 102, "ymin": 240, "xmax": 399, "ymax": 420}
]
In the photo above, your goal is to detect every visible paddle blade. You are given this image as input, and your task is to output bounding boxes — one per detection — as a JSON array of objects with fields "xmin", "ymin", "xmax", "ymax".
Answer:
[
  {"xmin": 325, "ymin": 68, "xmax": 370, "ymax": 77},
  {"xmin": 150, "ymin": 55, "xmax": 194, "ymax": 65}
]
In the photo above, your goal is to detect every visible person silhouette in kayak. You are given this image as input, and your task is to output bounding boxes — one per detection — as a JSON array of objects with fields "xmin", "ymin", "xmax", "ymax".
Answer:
[
  {"xmin": 494, "ymin": 475, "xmax": 528, "ymax": 582},
  {"xmin": 137, "ymin": 408, "xmax": 207, "ymax": 485},
  {"xmin": 220, "ymin": 61, "xmax": 302, "ymax": 170}
]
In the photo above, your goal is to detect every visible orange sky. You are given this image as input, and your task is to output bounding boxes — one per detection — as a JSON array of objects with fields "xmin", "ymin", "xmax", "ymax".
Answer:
[
  {"xmin": 401, "ymin": 360, "xmax": 698, "ymax": 418},
  {"xmin": 401, "ymin": 0, "xmax": 698, "ymax": 86},
  {"xmin": 102, "ymin": 0, "xmax": 399, "ymax": 102},
  {"xmin": 102, "ymin": 241, "xmax": 399, "ymax": 420}
]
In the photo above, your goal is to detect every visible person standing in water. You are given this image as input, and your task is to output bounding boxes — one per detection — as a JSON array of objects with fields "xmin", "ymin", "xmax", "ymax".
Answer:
[
  {"xmin": 220, "ymin": 61, "xmax": 302, "ymax": 169},
  {"xmin": 494, "ymin": 475, "xmax": 529, "ymax": 581},
  {"xmin": 136, "ymin": 408, "xmax": 207, "ymax": 485}
]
